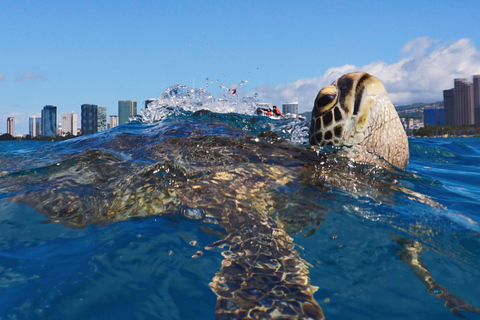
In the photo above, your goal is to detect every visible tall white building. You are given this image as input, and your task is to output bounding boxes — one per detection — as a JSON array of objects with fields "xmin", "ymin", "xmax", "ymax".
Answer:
[
  {"xmin": 109, "ymin": 115, "xmax": 119, "ymax": 129},
  {"xmin": 61, "ymin": 112, "xmax": 78, "ymax": 136},
  {"xmin": 29, "ymin": 116, "xmax": 38, "ymax": 137},
  {"xmin": 7, "ymin": 117, "xmax": 14, "ymax": 136},
  {"xmin": 29, "ymin": 116, "xmax": 42, "ymax": 136}
]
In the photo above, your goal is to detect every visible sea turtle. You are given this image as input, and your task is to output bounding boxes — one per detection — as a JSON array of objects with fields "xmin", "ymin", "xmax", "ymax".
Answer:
[
  {"xmin": 309, "ymin": 72, "xmax": 409, "ymax": 170},
  {"xmin": 1, "ymin": 73, "xmax": 478, "ymax": 319},
  {"xmin": 309, "ymin": 72, "xmax": 479, "ymax": 318}
]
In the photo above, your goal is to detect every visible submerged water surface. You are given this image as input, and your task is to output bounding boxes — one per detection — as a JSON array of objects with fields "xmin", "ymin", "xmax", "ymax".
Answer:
[{"xmin": 1, "ymin": 88, "xmax": 479, "ymax": 319}]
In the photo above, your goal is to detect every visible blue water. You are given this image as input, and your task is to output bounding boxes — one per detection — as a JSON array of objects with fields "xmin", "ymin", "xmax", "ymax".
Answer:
[{"xmin": 1, "ymin": 108, "xmax": 480, "ymax": 319}]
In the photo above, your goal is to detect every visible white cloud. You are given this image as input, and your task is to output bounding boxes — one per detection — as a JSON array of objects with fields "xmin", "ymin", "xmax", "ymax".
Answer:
[
  {"xmin": 16, "ymin": 72, "xmax": 46, "ymax": 81},
  {"xmin": 252, "ymin": 38, "xmax": 480, "ymax": 112}
]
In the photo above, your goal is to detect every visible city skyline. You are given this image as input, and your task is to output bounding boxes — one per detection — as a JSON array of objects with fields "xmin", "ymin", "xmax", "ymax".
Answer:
[
  {"xmin": 2, "ymin": 1, "xmax": 480, "ymax": 134},
  {"xmin": 1, "ymin": 98, "xmax": 146, "ymax": 135},
  {"xmin": 443, "ymin": 75, "xmax": 480, "ymax": 126},
  {"xmin": 4, "ymin": 77, "xmax": 480, "ymax": 137},
  {"xmin": 2, "ymin": 100, "xmax": 132, "ymax": 136}
]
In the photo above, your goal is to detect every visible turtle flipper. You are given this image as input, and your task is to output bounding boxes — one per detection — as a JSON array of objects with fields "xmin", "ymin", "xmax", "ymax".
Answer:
[
  {"xmin": 439, "ymin": 287, "xmax": 480, "ymax": 318},
  {"xmin": 393, "ymin": 235, "xmax": 480, "ymax": 318},
  {"xmin": 208, "ymin": 216, "xmax": 324, "ymax": 320}
]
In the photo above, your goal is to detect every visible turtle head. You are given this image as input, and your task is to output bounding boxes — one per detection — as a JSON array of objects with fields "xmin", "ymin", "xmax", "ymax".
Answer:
[{"xmin": 309, "ymin": 72, "xmax": 409, "ymax": 169}]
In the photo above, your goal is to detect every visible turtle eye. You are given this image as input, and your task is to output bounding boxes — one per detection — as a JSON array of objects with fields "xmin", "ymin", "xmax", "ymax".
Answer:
[{"xmin": 316, "ymin": 93, "xmax": 336, "ymax": 108}]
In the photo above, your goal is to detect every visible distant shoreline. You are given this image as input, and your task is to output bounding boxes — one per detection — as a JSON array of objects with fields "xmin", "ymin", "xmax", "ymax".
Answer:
[
  {"xmin": 0, "ymin": 133, "xmax": 77, "ymax": 142},
  {"xmin": 2, "ymin": 131, "xmax": 479, "ymax": 142}
]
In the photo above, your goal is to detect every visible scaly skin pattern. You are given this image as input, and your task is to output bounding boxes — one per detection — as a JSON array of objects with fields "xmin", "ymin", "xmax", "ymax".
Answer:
[
  {"xmin": 309, "ymin": 72, "xmax": 409, "ymax": 169},
  {"xmin": 177, "ymin": 166, "xmax": 325, "ymax": 319}
]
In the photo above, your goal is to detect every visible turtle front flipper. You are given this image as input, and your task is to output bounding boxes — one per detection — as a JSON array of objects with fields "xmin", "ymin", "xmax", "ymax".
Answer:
[
  {"xmin": 207, "ymin": 215, "xmax": 324, "ymax": 320},
  {"xmin": 393, "ymin": 235, "xmax": 480, "ymax": 318}
]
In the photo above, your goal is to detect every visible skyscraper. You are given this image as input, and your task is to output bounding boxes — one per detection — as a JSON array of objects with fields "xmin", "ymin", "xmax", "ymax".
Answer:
[
  {"xmin": 42, "ymin": 105, "xmax": 57, "ymax": 137},
  {"xmin": 36, "ymin": 117, "xmax": 42, "ymax": 136},
  {"xmin": 29, "ymin": 116, "xmax": 41, "ymax": 137},
  {"xmin": 61, "ymin": 112, "xmax": 78, "ymax": 136},
  {"xmin": 118, "ymin": 100, "xmax": 137, "ymax": 125},
  {"xmin": 109, "ymin": 115, "xmax": 119, "ymax": 129},
  {"xmin": 29, "ymin": 116, "xmax": 36, "ymax": 137},
  {"xmin": 454, "ymin": 78, "xmax": 474, "ymax": 126},
  {"xmin": 473, "ymin": 75, "xmax": 480, "ymax": 125},
  {"xmin": 97, "ymin": 106, "xmax": 107, "ymax": 132},
  {"xmin": 7, "ymin": 117, "xmax": 14, "ymax": 136},
  {"xmin": 81, "ymin": 104, "xmax": 98, "ymax": 135},
  {"xmin": 443, "ymin": 88, "xmax": 455, "ymax": 126}
]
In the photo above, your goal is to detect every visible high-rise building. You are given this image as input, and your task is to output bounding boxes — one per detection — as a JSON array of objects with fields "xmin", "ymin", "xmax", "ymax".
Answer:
[
  {"xmin": 29, "ymin": 116, "xmax": 37, "ymax": 137},
  {"xmin": 7, "ymin": 117, "xmax": 14, "ymax": 136},
  {"xmin": 61, "ymin": 112, "xmax": 78, "ymax": 136},
  {"xmin": 71, "ymin": 112, "xmax": 78, "ymax": 135},
  {"xmin": 29, "ymin": 116, "xmax": 42, "ymax": 137},
  {"xmin": 454, "ymin": 78, "xmax": 474, "ymax": 126},
  {"xmin": 109, "ymin": 115, "xmax": 119, "ymax": 129},
  {"xmin": 81, "ymin": 105, "xmax": 107, "ymax": 135},
  {"xmin": 282, "ymin": 102, "xmax": 299, "ymax": 117},
  {"xmin": 81, "ymin": 104, "xmax": 98, "ymax": 135},
  {"xmin": 97, "ymin": 106, "xmax": 107, "ymax": 132},
  {"xmin": 444, "ymin": 75, "xmax": 480, "ymax": 126},
  {"xmin": 42, "ymin": 105, "xmax": 57, "ymax": 137},
  {"xmin": 118, "ymin": 100, "xmax": 137, "ymax": 125},
  {"xmin": 36, "ymin": 117, "xmax": 42, "ymax": 136},
  {"xmin": 473, "ymin": 75, "xmax": 480, "ymax": 125},
  {"xmin": 443, "ymin": 88, "xmax": 455, "ymax": 126}
]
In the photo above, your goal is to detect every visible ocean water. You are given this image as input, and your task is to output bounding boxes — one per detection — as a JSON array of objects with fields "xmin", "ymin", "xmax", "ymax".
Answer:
[{"xmin": 1, "ymin": 88, "xmax": 480, "ymax": 320}]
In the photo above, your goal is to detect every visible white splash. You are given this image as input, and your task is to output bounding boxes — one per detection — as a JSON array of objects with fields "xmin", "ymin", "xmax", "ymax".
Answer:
[
  {"xmin": 277, "ymin": 118, "xmax": 310, "ymax": 144},
  {"xmin": 141, "ymin": 80, "xmax": 258, "ymax": 122}
]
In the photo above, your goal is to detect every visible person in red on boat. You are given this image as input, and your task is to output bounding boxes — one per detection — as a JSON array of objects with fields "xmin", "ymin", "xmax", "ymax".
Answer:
[
  {"xmin": 272, "ymin": 105, "xmax": 282, "ymax": 117},
  {"xmin": 266, "ymin": 108, "xmax": 273, "ymax": 116}
]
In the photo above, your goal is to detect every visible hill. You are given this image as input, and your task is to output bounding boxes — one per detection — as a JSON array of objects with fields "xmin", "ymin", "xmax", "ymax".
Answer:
[
  {"xmin": 299, "ymin": 101, "xmax": 443, "ymax": 121},
  {"xmin": 395, "ymin": 101, "xmax": 443, "ymax": 119}
]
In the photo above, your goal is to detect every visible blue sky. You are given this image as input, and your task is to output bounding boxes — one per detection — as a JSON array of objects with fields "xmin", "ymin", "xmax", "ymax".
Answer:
[{"xmin": 2, "ymin": 0, "xmax": 480, "ymax": 134}]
